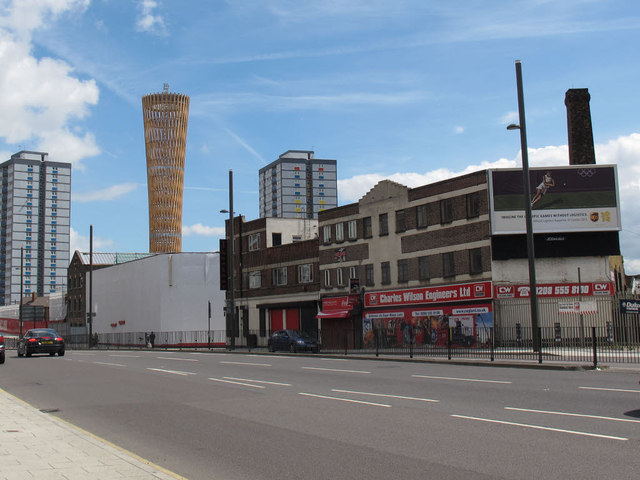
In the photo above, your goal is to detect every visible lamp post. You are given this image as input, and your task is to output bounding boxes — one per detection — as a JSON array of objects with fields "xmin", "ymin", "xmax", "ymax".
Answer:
[
  {"xmin": 220, "ymin": 170, "xmax": 235, "ymax": 349},
  {"xmin": 19, "ymin": 247, "xmax": 23, "ymax": 338},
  {"xmin": 507, "ymin": 60, "xmax": 540, "ymax": 355}
]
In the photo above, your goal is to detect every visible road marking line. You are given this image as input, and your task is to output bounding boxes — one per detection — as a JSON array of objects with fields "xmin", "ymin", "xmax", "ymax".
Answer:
[
  {"xmin": 299, "ymin": 392, "xmax": 391, "ymax": 407},
  {"xmin": 332, "ymin": 389, "xmax": 439, "ymax": 403},
  {"xmin": 579, "ymin": 386, "xmax": 640, "ymax": 394},
  {"xmin": 93, "ymin": 361, "xmax": 126, "ymax": 367},
  {"xmin": 505, "ymin": 406, "xmax": 640, "ymax": 423},
  {"xmin": 302, "ymin": 367, "xmax": 370, "ymax": 374},
  {"xmin": 209, "ymin": 378, "xmax": 265, "ymax": 388},
  {"xmin": 412, "ymin": 375, "xmax": 511, "ymax": 384},
  {"xmin": 147, "ymin": 368, "xmax": 197, "ymax": 376},
  {"xmin": 220, "ymin": 361, "xmax": 272, "ymax": 367},
  {"xmin": 70, "ymin": 352, "xmax": 96, "ymax": 356},
  {"xmin": 321, "ymin": 358, "xmax": 348, "ymax": 362},
  {"xmin": 109, "ymin": 354, "xmax": 140, "ymax": 358},
  {"xmin": 223, "ymin": 377, "xmax": 291, "ymax": 386},
  {"xmin": 156, "ymin": 357, "xmax": 199, "ymax": 362},
  {"xmin": 451, "ymin": 414, "xmax": 628, "ymax": 441}
]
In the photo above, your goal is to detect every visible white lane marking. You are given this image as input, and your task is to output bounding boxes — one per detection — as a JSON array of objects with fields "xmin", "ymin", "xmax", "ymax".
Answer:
[
  {"xmin": 451, "ymin": 414, "xmax": 628, "ymax": 441},
  {"xmin": 302, "ymin": 367, "xmax": 371, "ymax": 374},
  {"xmin": 147, "ymin": 368, "xmax": 197, "ymax": 376},
  {"xmin": 299, "ymin": 392, "xmax": 391, "ymax": 407},
  {"xmin": 220, "ymin": 361, "xmax": 272, "ymax": 367},
  {"xmin": 71, "ymin": 352, "xmax": 96, "ymax": 356},
  {"xmin": 332, "ymin": 389, "xmax": 439, "ymax": 403},
  {"xmin": 93, "ymin": 361, "xmax": 126, "ymax": 367},
  {"xmin": 109, "ymin": 354, "xmax": 140, "ymax": 358},
  {"xmin": 505, "ymin": 407, "xmax": 640, "ymax": 424},
  {"xmin": 156, "ymin": 356, "xmax": 199, "ymax": 362},
  {"xmin": 209, "ymin": 378, "xmax": 265, "ymax": 388},
  {"xmin": 321, "ymin": 358, "xmax": 348, "ymax": 362},
  {"xmin": 579, "ymin": 386, "xmax": 640, "ymax": 394},
  {"xmin": 223, "ymin": 377, "xmax": 291, "ymax": 386},
  {"xmin": 412, "ymin": 375, "xmax": 511, "ymax": 384}
]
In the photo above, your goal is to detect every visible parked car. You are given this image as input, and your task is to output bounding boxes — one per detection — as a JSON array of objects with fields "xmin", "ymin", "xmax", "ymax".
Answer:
[
  {"xmin": 0, "ymin": 334, "xmax": 5, "ymax": 364},
  {"xmin": 18, "ymin": 329, "xmax": 65, "ymax": 357},
  {"xmin": 268, "ymin": 329, "xmax": 321, "ymax": 353}
]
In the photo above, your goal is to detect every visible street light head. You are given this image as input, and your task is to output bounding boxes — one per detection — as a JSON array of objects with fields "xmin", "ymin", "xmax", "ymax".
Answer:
[
  {"xmin": 220, "ymin": 209, "xmax": 229, "ymax": 214},
  {"xmin": 507, "ymin": 123, "xmax": 521, "ymax": 130}
]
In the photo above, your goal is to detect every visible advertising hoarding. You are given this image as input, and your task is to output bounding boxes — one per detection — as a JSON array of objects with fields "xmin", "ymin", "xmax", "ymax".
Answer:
[{"xmin": 489, "ymin": 165, "xmax": 620, "ymax": 234}]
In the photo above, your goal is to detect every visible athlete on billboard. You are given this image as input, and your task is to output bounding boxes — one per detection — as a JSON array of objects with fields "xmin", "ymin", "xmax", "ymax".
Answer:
[{"xmin": 531, "ymin": 170, "xmax": 555, "ymax": 207}]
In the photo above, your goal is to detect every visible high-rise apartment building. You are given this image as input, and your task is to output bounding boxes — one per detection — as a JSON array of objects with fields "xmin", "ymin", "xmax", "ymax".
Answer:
[
  {"xmin": 259, "ymin": 150, "xmax": 337, "ymax": 219},
  {"xmin": 0, "ymin": 151, "xmax": 71, "ymax": 306},
  {"xmin": 142, "ymin": 85, "xmax": 190, "ymax": 253}
]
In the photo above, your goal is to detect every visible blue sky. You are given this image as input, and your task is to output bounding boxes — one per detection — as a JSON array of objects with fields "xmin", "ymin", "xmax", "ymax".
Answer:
[{"xmin": 1, "ymin": 0, "xmax": 640, "ymax": 273}]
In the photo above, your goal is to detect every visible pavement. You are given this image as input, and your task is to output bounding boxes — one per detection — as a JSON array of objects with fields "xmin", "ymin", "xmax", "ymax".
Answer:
[
  {"xmin": 1, "ymin": 349, "xmax": 638, "ymax": 480},
  {"xmin": 0, "ymin": 388, "xmax": 183, "ymax": 480}
]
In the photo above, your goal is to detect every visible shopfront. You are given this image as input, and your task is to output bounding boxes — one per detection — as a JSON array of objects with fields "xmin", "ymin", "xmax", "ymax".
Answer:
[
  {"xmin": 317, "ymin": 295, "xmax": 361, "ymax": 349},
  {"xmin": 363, "ymin": 281, "xmax": 494, "ymax": 348}
]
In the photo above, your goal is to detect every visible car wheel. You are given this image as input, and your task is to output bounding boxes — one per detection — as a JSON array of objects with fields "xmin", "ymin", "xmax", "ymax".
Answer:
[
  {"xmin": 268, "ymin": 343, "xmax": 274, "ymax": 352},
  {"xmin": 26, "ymin": 351, "xmax": 32, "ymax": 357},
  {"xmin": 17, "ymin": 348, "xmax": 23, "ymax": 358},
  {"xmin": 58, "ymin": 349, "xmax": 65, "ymax": 357},
  {"xmin": 49, "ymin": 352, "xmax": 55, "ymax": 356},
  {"xmin": 0, "ymin": 353, "xmax": 5, "ymax": 364}
]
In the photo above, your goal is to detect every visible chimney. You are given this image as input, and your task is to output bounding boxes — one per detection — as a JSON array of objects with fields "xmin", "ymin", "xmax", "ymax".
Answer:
[{"xmin": 565, "ymin": 88, "xmax": 596, "ymax": 165}]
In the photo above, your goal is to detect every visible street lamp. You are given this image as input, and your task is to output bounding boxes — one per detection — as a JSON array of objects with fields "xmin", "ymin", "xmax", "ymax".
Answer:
[
  {"xmin": 220, "ymin": 169, "xmax": 235, "ymax": 349},
  {"xmin": 508, "ymin": 60, "xmax": 541, "ymax": 356}
]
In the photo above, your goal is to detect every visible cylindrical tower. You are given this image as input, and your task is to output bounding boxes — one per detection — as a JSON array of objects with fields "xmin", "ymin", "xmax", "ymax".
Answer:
[{"xmin": 142, "ymin": 86, "xmax": 190, "ymax": 253}]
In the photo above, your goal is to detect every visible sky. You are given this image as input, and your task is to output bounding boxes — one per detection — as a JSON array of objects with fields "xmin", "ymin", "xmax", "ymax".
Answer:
[{"xmin": 1, "ymin": 0, "xmax": 639, "ymax": 273}]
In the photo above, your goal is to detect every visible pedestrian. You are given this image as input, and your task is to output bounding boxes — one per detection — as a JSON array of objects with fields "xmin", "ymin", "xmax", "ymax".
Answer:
[
  {"xmin": 149, "ymin": 331, "xmax": 156, "ymax": 348},
  {"xmin": 145, "ymin": 332, "xmax": 151, "ymax": 348}
]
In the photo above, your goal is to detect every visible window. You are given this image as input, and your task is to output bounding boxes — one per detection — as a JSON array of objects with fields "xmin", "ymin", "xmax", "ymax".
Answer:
[
  {"xmin": 365, "ymin": 264, "xmax": 375, "ymax": 286},
  {"xmin": 379, "ymin": 213, "xmax": 388, "ymax": 236},
  {"xmin": 298, "ymin": 264, "xmax": 313, "ymax": 283},
  {"xmin": 323, "ymin": 225, "xmax": 332, "ymax": 243},
  {"xmin": 249, "ymin": 271, "xmax": 262, "ymax": 289},
  {"xmin": 248, "ymin": 233, "xmax": 260, "ymax": 251},
  {"xmin": 324, "ymin": 269, "xmax": 332, "ymax": 287},
  {"xmin": 398, "ymin": 259, "xmax": 409, "ymax": 283},
  {"xmin": 443, "ymin": 252, "xmax": 455, "ymax": 277},
  {"xmin": 272, "ymin": 267, "xmax": 287, "ymax": 286},
  {"xmin": 272, "ymin": 233, "xmax": 282, "ymax": 246},
  {"xmin": 469, "ymin": 248, "xmax": 483, "ymax": 274},
  {"xmin": 395, "ymin": 210, "xmax": 406, "ymax": 233},
  {"xmin": 349, "ymin": 266, "xmax": 357, "ymax": 279},
  {"xmin": 381, "ymin": 261, "xmax": 391, "ymax": 284},
  {"xmin": 416, "ymin": 204, "xmax": 429, "ymax": 228},
  {"xmin": 419, "ymin": 256, "xmax": 430, "ymax": 281},
  {"xmin": 335, "ymin": 222, "xmax": 344, "ymax": 242},
  {"xmin": 466, "ymin": 192, "xmax": 480, "ymax": 218},
  {"xmin": 440, "ymin": 198, "xmax": 454, "ymax": 224},
  {"xmin": 347, "ymin": 220, "xmax": 357, "ymax": 239},
  {"xmin": 363, "ymin": 217, "xmax": 372, "ymax": 238},
  {"xmin": 336, "ymin": 268, "xmax": 344, "ymax": 286}
]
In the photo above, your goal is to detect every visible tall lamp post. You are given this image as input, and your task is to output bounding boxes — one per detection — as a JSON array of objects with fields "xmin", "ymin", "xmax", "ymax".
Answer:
[
  {"xmin": 19, "ymin": 247, "xmax": 24, "ymax": 338},
  {"xmin": 507, "ymin": 59, "xmax": 540, "ymax": 355},
  {"xmin": 220, "ymin": 170, "xmax": 235, "ymax": 350}
]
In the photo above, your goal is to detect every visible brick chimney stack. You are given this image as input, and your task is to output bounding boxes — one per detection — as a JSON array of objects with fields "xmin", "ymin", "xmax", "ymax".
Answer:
[{"xmin": 565, "ymin": 88, "xmax": 596, "ymax": 165}]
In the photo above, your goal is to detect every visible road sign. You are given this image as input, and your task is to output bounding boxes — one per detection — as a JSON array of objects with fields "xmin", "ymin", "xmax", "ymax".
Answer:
[{"xmin": 620, "ymin": 299, "xmax": 640, "ymax": 314}]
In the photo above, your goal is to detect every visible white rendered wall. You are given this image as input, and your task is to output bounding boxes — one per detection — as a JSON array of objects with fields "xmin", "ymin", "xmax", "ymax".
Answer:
[{"xmin": 91, "ymin": 253, "xmax": 226, "ymax": 334}]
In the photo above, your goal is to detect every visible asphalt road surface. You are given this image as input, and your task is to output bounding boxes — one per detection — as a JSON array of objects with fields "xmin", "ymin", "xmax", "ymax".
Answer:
[{"xmin": 1, "ymin": 350, "xmax": 639, "ymax": 479}]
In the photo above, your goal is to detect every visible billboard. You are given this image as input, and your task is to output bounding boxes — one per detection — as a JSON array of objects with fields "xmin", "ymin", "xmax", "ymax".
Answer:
[{"xmin": 489, "ymin": 165, "xmax": 620, "ymax": 234}]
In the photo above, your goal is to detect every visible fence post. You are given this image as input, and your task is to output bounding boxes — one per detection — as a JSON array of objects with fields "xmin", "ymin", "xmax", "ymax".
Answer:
[
  {"xmin": 592, "ymin": 327, "xmax": 597, "ymax": 369},
  {"xmin": 375, "ymin": 328, "xmax": 379, "ymax": 358},
  {"xmin": 490, "ymin": 328, "xmax": 494, "ymax": 362},
  {"xmin": 448, "ymin": 327, "xmax": 452, "ymax": 360},
  {"xmin": 538, "ymin": 327, "xmax": 543, "ymax": 364},
  {"xmin": 409, "ymin": 326, "xmax": 414, "ymax": 359},
  {"xmin": 344, "ymin": 330, "xmax": 348, "ymax": 356}
]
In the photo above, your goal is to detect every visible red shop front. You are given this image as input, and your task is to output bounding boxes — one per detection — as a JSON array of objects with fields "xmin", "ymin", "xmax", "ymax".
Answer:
[{"xmin": 317, "ymin": 295, "xmax": 361, "ymax": 349}]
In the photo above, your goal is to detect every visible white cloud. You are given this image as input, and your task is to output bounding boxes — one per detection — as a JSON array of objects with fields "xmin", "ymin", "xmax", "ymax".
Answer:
[
  {"xmin": 454, "ymin": 126, "xmax": 465, "ymax": 134},
  {"xmin": 0, "ymin": 1, "xmax": 99, "ymax": 170},
  {"xmin": 338, "ymin": 133, "xmax": 640, "ymax": 274},
  {"xmin": 183, "ymin": 223, "xmax": 225, "ymax": 237},
  {"xmin": 70, "ymin": 227, "xmax": 115, "ymax": 254},
  {"xmin": 136, "ymin": 0, "xmax": 167, "ymax": 35},
  {"xmin": 74, "ymin": 183, "xmax": 138, "ymax": 203}
]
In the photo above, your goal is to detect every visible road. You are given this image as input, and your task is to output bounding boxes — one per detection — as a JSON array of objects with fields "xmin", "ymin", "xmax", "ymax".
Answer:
[{"xmin": 1, "ymin": 350, "xmax": 639, "ymax": 479}]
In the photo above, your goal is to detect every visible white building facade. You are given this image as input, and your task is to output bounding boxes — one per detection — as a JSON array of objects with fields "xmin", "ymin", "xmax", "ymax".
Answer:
[{"xmin": 0, "ymin": 151, "xmax": 71, "ymax": 305}]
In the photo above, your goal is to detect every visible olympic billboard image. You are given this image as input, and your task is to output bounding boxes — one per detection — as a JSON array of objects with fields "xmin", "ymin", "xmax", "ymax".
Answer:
[{"xmin": 489, "ymin": 165, "xmax": 620, "ymax": 234}]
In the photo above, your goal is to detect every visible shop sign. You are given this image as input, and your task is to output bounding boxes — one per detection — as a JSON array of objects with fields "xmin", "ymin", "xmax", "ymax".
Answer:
[
  {"xmin": 494, "ymin": 282, "xmax": 613, "ymax": 299},
  {"xmin": 364, "ymin": 281, "xmax": 492, "ymax": 308}
]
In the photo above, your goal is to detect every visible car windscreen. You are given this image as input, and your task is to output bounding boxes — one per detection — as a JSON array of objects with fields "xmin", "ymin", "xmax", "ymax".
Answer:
[{"xmin": 31, "ymin": 330, "xmax": 58, "ymax": 338}]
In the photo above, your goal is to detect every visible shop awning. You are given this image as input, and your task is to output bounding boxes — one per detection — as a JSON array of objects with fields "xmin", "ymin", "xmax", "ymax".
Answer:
[{"xmin": 316, "ymin": 309, "xmax": 351, "ymax": 319}]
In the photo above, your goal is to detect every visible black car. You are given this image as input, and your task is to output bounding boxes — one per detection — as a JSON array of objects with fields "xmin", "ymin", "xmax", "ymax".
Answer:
[
  {"xmin": 268, "ymin": 329, "xmax": 321, "ymax": 353},
  {"xmin": 0, "ymin": 334, "xmax": 5, "ymax": 364},
  {"xmin": 18, "ymin": 328, "xmax": 65, "ymax": 357}
]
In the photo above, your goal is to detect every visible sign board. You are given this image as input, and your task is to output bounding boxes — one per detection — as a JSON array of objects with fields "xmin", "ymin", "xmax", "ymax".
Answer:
[
  {"xmin": 620, "ymin": 299, "xmax": 640, "ymax": 314},
  {"xmin": 494, "ymin": 282, "xmax": 613, "ymax": 299},
  {"xmin": 365, "ymin": 281, "xmax": 492, "ymax": 308},
  {"xmin": 558, "ymin": 301, "xmax": 597, "ymax": 314},
  {"xmin": 489, "ymin": 165, "xmax": 620, "ymax": 234}
]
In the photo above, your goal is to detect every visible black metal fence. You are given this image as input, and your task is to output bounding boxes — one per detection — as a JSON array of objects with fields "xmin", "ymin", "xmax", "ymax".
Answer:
[{"xmin": 42, "ymin": 324, "xmax": 639, "ymax": 367}]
